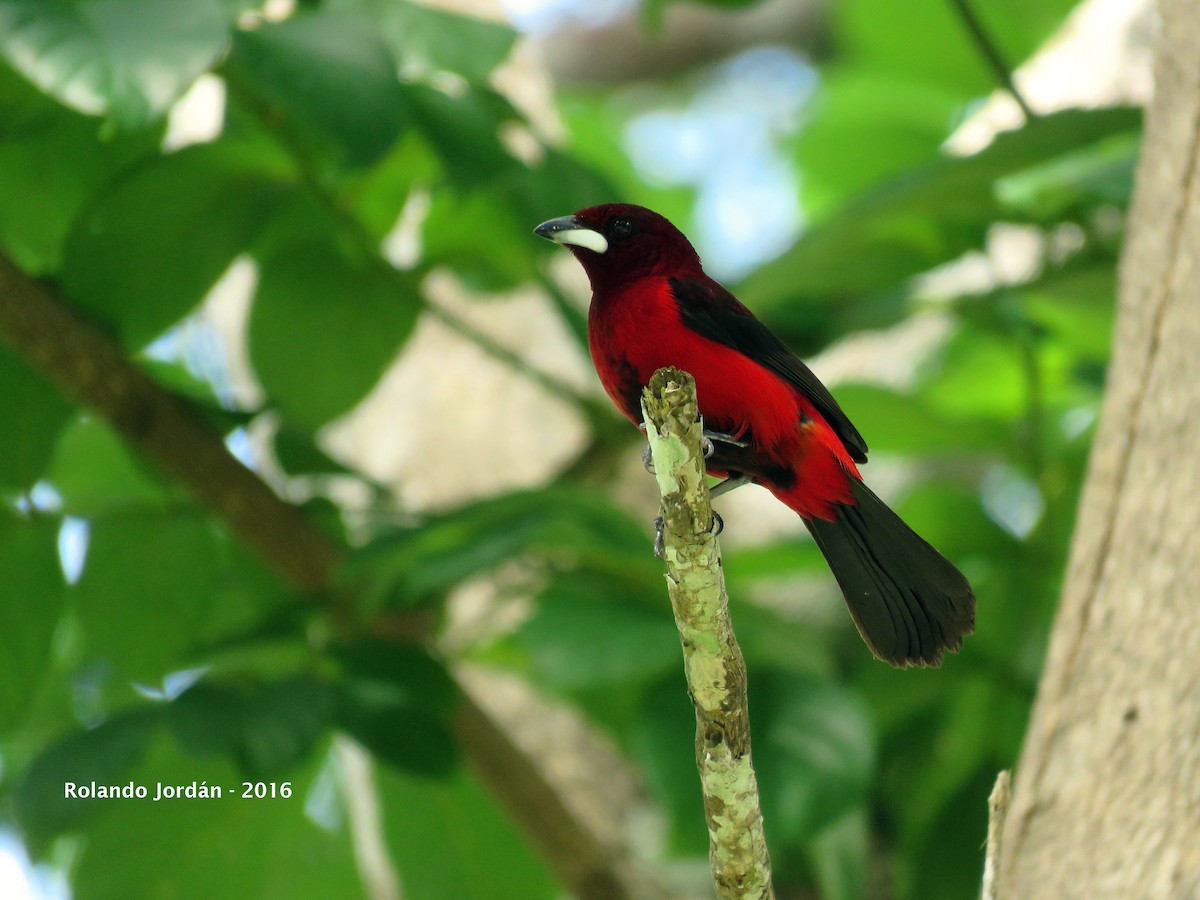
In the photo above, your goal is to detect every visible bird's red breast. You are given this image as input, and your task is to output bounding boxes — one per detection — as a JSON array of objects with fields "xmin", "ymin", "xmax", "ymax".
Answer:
[{"xmin": 587, "ymin": 273, "xmax": 859, "ymax": 519}]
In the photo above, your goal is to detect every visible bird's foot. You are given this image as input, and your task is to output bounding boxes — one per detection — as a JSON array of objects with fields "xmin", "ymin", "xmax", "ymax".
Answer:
[
  {"xmin": 642, "ymin": 444, "xmax": 655, "ymax": 474},
  {"xmin": 701, "ymin": 430, "xmax": 750, "ymax": 459},
  {"xmin": 709, "ymin": 473, "xmax": 751, "ymax": 499}
]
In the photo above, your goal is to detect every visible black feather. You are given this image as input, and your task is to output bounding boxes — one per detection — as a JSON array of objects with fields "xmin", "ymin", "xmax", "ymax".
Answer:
[
  {"xmin": 669, "ymin": 278, "xmax": 869, "ymax": 463},
  {"xmin": 805, "ymin": 479, "xmax": 975, "ymax": 667}
]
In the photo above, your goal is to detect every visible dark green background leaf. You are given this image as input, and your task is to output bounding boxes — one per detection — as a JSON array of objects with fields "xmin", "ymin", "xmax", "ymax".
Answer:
[
  {"xmin": 249, "ymin": 236, "xmax": 422, "ymax": 430},
  {"xmin": 62, "ymin": 144, "xmax": 291, "ymax": 348}
]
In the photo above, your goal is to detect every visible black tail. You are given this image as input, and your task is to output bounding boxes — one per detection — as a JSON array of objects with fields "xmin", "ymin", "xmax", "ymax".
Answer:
[{"xmin": 805, "ymin": 479, "xmax": 975, "ymax": 667}]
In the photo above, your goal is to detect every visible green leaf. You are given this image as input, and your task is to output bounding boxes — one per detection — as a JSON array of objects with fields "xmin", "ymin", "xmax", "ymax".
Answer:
[
  {"xmin": 271, "ymin": 423, "xmax": 356, "ymax": 478},
  {"xmin": 61, "ymin": 143, "xmax": 291, "ymax": 348},
  {"xmin": 517, "ymin": 576, "xmax": 679, "ymax": 690},
  {"xmin": 346, "ymin": 132, "xmax": 440, "ymax": 239},
  {"xmin": 343, "ymin": 0, "xmax": 516, "ymax": 85},
  {"xmin": 345, "ymin": 488, "xmax": 654, "ymax": 610},
  {"xmin": 806, "ymin": 808, "xmax": 871, "ymax": 900},
  {"xmin": 47, "ymin": 416, "xmax": 171, "ymax": 515},
  {"xmin": 226, "ymin": 6, "xmax": 409, "ymax": 170},
  {"xmin": 629, "ymin": 674, "xmax": 708, "ymax": 855},
  {"xmin": 835, "ymin": 1, "xmax": 992, "ymax": 97},
  {"xmin": 330, "ymin": 638, "xmax": 459, "ymax": 713},
  {"xmin": 746, "ymin": 107, "xmax": 1142, "ymax": 334},
  {"xmin": 0, "ymin": 347, "xmax": 74, "ymax": 492},
  {"xmin": 72, "ymin": 512, "xmax": 224, "ymax": 682},
  {"xmin": 248, "ymin": 236, "xmax": 422, "ymax": 430},
  {"xmin": 13, "ymin": 707, "xmax": 159, "ymax": 847},
  {"xmin": 166, "ymin": 673, "xmax": 337, "ymax": 779},
  {"xmin": 793, "ymin": 70, "xmax": 968, "ymax": 217},
  {"xmin": 166, "ymin": 681, "xmax": 250, "ymax": 759},
  {"xmin": 421, "ymin": 186, "xmax": 539, "ymax": 291},
  {"xmin": 1018, "ymin": 263, "xmax": 1116, "ymax": 360},
  {"xmin": 559, "ymin": 92, "xmax": 698, "ymax": 228},
  {"xmin": 835, "ymin": 0, "xmax": 1076, "ymax": 96},
  {"xmin": 921, "ymin": 326, "xmax": 1027, "ymax": 420},
  {"xmin": 422, "ymin": 150, "xmax": 617, "ymax": 292},
  {"xmin": 0, "ymin": 514, "xmax": 66, "ymax": 732},
  {"xmin": 996, "ymin": 131, "xmax": 1140, "ymax": 220},
  {"xmin": 751, "ymin": 670, "xmax": 875, "ymax": 846},
  {"xmin": 377, "ymin": 764, "xmax": 559, "ymax": 900},
  {"xmin": 831, "ymin": 383, "xmax": 1008, "ymax": 456},
  {"xmin": 335, "ymin": 685, "xmax": 458, "ymax": 777},
  {"xmin": 231, "ymin": 674, "xmax": 335, "ymax": 778},
  {"xmin": 794, "ymin": 0, "xmax": 1077, "ymax": 217},
  {"xmin": 325, "ymin": 640, "xmax": 463, "ymax": 779},
  {"xmin": 0, "ymin": 60, "xmax": 159, "ymax": 272},
  {"xmin": 71, "ymin": 735, "xmax": 359, "ymax": 899},
  {"xmin": 400, "ymin": 81, "xmax": 518, "ymax": 185},
  {"xmin": 0, "ymin": 0, "xmax": 235, "ymax": 128}
]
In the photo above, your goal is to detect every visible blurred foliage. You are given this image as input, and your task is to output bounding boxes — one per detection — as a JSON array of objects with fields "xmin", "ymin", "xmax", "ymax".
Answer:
[{"xmin": 0, "ymin": 0, "xmax": 1136, "ymax": 898}]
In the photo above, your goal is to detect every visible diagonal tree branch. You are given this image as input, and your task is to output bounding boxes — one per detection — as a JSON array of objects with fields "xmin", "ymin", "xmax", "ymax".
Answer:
[
  {"xmin": 0, "ymin": 250, "xmax": 646, "ymax": 900},
  {"xmin": 641, "ymin": 367, "xmax": 775, "ymax": 900},
  {"xmin": 0, "ymin": 252, "xmax": 339, "ymax": 594}
]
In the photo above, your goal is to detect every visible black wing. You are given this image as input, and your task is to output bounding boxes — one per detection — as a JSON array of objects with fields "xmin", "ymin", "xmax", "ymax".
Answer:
[{"xmin": 670, "ymin": 277, "xmax": 868, "ymax": 463}]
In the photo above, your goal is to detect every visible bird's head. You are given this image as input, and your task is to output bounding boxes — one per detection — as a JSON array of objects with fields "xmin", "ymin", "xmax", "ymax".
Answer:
[{"xmin": 534, "ymin": 203, "xmax": 702, "ymax": 291}]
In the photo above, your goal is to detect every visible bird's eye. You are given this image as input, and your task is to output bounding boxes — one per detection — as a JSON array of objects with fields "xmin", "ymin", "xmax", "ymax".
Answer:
[{"xmin": 608, "ymin": 218, "xmax": 633, "ymax": 240}]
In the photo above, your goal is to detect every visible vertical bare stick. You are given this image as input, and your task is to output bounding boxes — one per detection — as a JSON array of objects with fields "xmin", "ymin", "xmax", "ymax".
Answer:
[
  {"xmin": 982, "ymin": 770, "xmax": 1011, "ymax": 900},
  {"xmin": 641, "ymin": 367, "xmax": 775, "ymax": 900}
]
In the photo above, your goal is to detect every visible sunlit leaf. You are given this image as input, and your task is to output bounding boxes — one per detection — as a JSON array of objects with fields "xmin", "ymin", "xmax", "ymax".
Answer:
[
  {"xmin": 832, "ymin": 383, "xmax": 1008, "ymax": 456},
  {"xmin": 794, "ymin": 71, "xmax": 968, "ymax": 217},
  {"xmin": 340, "ymin": 0, "xmax": 516, "ymax": 85},
  {"xmin": 747, "ymin": 107, "xmax": 1142, "ymax": 343},
  {"xmin": 0, "ymin": 0, "xmax": 235, "ymax": 128}
]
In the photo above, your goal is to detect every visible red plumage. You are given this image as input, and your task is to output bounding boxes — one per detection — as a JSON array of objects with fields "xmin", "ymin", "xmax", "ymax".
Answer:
[
  {"xmin": 588, "ymin": 275, "xmax": 857, "ymax": 519},
  {"xmin": 535, "ymin": 203, "xmax": 974, "ymax": 667}
]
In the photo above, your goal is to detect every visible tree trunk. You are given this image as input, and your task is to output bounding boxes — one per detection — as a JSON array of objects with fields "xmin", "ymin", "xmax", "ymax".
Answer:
[{"xmin": 996, "ymin": 1, "xmax": 1200, "ymax": 895}]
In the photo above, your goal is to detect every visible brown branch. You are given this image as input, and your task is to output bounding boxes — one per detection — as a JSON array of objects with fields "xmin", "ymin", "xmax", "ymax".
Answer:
[
  {"xmin": 0, "ymin": 251, "xmax": 645, "ymax": 900},
  {"xmin": 0, "ymin": 252, "xmax": 339, "ymax": 594}
]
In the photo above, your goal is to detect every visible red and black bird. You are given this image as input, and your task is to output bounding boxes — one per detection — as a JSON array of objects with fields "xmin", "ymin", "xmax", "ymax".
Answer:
[{"xmin": 535, "ymin": 203, "xmax": 974, "ymax": 667}]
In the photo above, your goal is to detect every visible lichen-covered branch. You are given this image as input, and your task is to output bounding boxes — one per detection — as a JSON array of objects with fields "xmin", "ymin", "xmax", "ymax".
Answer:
[{"xmin": 641, "ymin": 367, "xmax": 775, "ymax": 900}]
